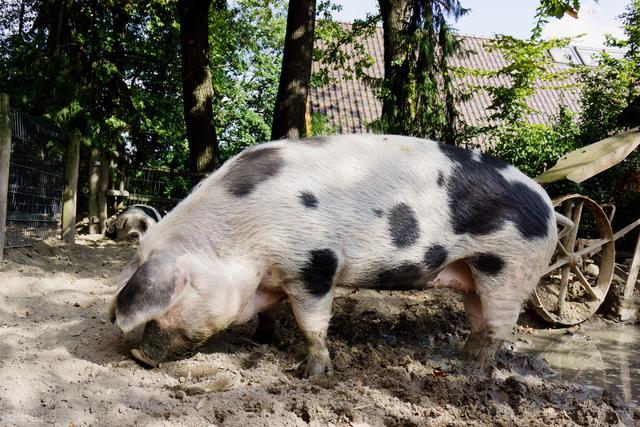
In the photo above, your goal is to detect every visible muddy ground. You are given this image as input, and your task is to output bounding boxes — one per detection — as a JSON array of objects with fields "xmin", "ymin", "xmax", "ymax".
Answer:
[{"xmin": 0, "ymin": 236, "xmax": 638, "ymax": 426}]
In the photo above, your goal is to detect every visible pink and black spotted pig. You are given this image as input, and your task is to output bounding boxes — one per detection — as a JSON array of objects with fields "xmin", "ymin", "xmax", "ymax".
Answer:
[{"xmin": 108, "ymin": 134, "xmax": 559, "ymax": 376}]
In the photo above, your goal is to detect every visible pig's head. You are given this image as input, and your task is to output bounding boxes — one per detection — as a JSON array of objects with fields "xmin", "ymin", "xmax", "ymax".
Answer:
[
  {"xmin": 115, "ymin": 212, "xmax": 153, "ymax": 242},
  {"xmin": 109, "ymin": 250, "xmax": 249, "ymax": 367}
]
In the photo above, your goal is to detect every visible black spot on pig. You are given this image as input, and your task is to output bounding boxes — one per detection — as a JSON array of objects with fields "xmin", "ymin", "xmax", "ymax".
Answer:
[
  {"xmin": 299, "ymin": 191, "xmax": 318, "ymax": 208},
  {"xmin": 301, "ymin": 249, "xmax": 338, "ymax": 297},
  {"xmin": 437, "ymin": 143, "xmax": 551, "ymax": 239},
  {"xmin": 439, "ymin": 143, "xmax": 475, "ymax": 164},
  {"xmin": 373, "ymin": 208, "xmax": 383, "ymax": 217},
  {"xmin": 132, "ymin": 205, "xmax": 163, "ymax": 222},
  {"xmin": 437, "ymin": 171, "xmax": 445, "ymax": 187},
  {"xmin": 388, "ymin": 203, "xmax": 420, "ymax": 248},
  {"xmin": 424, "ymin": 244, "xmax": 447, "ymax": 270},
  {"xmin": 470, "ymin": 253, "xmax": 505, "ymax": 275},
  {"xmin": 376, "ymin": 263, "xmax": 422, "ymax": 290},
  {"xmin": 439, "ymin": 143, "xmax": 509, "ymax": 170},
  {"xmin": 224, "ymin": 146, "xmax": 283, "ymax": 197}
]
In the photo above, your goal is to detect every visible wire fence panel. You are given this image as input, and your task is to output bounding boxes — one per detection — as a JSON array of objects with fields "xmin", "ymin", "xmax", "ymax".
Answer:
[
  {"xmin": 124, "ymin": 167, "xmax": 198, "ymax": 214},
  {"xmin": 6, "ymin": 110, "xmax": 66, "ymax": 247}
]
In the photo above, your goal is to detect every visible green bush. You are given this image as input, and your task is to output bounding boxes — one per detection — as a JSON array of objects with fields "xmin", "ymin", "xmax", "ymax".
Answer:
[{"xmin": 487, "ymin": 112, "xmax": 579, "ymax": 178}]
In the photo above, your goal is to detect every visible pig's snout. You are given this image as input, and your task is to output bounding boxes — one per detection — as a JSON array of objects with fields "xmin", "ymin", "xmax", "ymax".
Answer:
[
  {"xmin": 131, "ymin": 347, "xmax": 159, "ymax": 368},
  {"xmin": 131, "ymin": 321, "xmax": 205, "ymax": 368},
  {"xmin": 131, "ymin": 321, "xmax": 175, "ymax": 368},
  {"xmin": 127, "ymin": 231, "xmax": 141, "ymax": 241}
]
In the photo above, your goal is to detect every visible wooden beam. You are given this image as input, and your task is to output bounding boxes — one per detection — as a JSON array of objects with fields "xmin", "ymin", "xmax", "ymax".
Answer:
[
  {"xmin": 88, "ymin": 148, "xmax": 101, "ymax": 234},
  {"xmin": 61, "ymin": 130, "xmax": 81, "ymax": 243},
  {"xmin": 97, "ymin": 153, "xmax": 109, "ymax": 233},
  {"xmin": 536, "ymin": 128, "xmax": 640, "ymax": 184},
  {"xmin": 0, "ymin": 94, "xmax": 11, "ymax": 261},
  {"xmin": 618, "ymin": 232, "xmax": 640, "ymax": 321}
]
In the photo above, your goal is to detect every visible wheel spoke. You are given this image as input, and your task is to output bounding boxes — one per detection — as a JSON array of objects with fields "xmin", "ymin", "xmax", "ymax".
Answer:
[
  {"xmin": 544, "ymin": 256, "xmax": 572, "ymax": 275},
  {"xmin": 557, "ymin": 241, "xmax": 571, "ymax": 257},
  {"xmin": 542, "ymin": 241, "xmax": 572, "ymax": 276},
  {"xmin": 573, "ymin": 238, "xmax": 611, "ymax": 258},
  {"xmin": 557, "ymin": 266, "xmax": 571, "ymax": 315},
  {"xmin": 569, "ymin": 201, "xmax": 584, "ymax": 246},
  {"xmin": 571, "ymin": 265, "xmax": 601, "ymax": 301}
]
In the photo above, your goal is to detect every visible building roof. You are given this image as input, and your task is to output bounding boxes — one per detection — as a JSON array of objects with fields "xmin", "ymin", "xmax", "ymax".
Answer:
[{"xmin": 309, "ymin": 24, "xmax": 621, "ymax": 138}]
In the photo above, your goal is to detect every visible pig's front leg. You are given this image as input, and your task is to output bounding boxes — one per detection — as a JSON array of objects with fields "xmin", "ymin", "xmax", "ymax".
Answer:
[
  {"xmin": 289, "ymin": 291, "xmax": 335, "ymax": 377},
  {"xmin": 287, "ymin": 248, "xmax": 340, "ymax": 377}
]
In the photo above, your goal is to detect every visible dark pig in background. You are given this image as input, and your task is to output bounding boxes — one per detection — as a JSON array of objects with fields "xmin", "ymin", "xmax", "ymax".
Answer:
[
  {"xmin": 108, "ymin": 134, "xmax": 561, "ymax": 376},
  {"xmin": 105, "ymin": 204, "xmax": 163, "ymax": 242}
]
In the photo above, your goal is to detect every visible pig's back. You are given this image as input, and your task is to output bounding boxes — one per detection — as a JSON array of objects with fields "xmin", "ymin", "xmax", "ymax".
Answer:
[{"xmin": 155, "ymin": 134, "xmax": 555, "ymax": 287}]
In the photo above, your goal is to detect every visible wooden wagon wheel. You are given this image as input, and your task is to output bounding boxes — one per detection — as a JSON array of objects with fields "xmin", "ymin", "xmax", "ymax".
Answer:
[{"xmin": 529, "ymin": 194, "xmax": 615, "ymax": 325}]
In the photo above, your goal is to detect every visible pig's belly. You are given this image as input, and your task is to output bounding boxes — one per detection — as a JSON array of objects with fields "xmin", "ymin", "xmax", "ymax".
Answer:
[{"xmin": 336, "ymin": 254, "xmax": 475, "ymax": 293}]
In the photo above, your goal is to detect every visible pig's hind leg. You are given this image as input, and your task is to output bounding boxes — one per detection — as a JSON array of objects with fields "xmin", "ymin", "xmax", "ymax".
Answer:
[
  {"xmin": 461, "ymin": 293, "xmax": 489, "ymax": 358},
  {"xmin": 432, "ymin": 262, "xmax": 493, "ymax": 362},
  {"xmin": 466, "ymin": 255, "xmax": 535, "ymax": 364}
]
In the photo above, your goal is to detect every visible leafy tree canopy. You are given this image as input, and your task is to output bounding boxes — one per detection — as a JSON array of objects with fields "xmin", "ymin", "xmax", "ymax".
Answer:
[{"xmin": 0, "ymin": 0, "xmax": 286, "ymax": 169}]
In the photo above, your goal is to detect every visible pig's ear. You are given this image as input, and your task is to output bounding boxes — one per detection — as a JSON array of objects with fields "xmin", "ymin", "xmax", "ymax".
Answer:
[
  {"xmin": 108, "ymin": 258, "xmax": 139, "ymax": 323},
  {"xmin": 113, "ymin": 253, "xmax": 190, "ymax": 333},
  {"xmin": 115, "ymin": 215, "xmax": 127, "ymax": 230}
]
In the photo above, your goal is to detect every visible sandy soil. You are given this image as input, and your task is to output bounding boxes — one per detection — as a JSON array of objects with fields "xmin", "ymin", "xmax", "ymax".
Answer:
[{"xmin": 0, "ymin": 236, "xmax": 637, "ymax": 426}]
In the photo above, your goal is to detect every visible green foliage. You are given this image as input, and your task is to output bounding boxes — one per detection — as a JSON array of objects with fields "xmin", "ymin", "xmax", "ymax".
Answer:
[
  {"xmin": 309, "ymin": 112, "xmax": 339, "ymax": 136},
  {"xmin": 487, "ymin": 0, "xmax": 639, "ymax": 225},
  {"xmin": 0, "ymin": 0, "xmax": 286, "ymax": 170},
  {"xmin": 463, "ymin": 35, "xmax": 578, "ymax": 127},
  {"xmin": 211, "ymin": 0, "xmax": 287, "ymax": 160},
  {"xmin": 462, "ymin": 31, "xmax": 581, "ymax": 182},
  {"xmin": 579, "ymin": 0, "xmax": 640, "ymax": 144},
  {"xmin": 533, "ymin": 0, "xmax": 581, "ymax": 38},
  {"xmin": 571, "ymin": 0, "xmax": 640, "ymax": 214},
  {"xmin": 487, "ymin": 108, "xmax": 580, "ymax": 177},
  {"xmin": 537, "ymin": 0, "xmax": 581, "ymax": 18},
  {"xmin": 577, "ymin": 55, "xmax": 634, "ymax": 144}
]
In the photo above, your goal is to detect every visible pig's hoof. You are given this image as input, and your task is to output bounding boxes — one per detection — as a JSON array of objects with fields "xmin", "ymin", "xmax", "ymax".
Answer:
[
  {"xmin": 303, "ymin": 357, "xmax": 333, "ymax": 378},
  {"xmin": 462, "ymin": 333, "xmax": 501, "ymax": 366},
  {"xmin": 131, "ymin": 348, "xmax": 159, "ymax": 368}
]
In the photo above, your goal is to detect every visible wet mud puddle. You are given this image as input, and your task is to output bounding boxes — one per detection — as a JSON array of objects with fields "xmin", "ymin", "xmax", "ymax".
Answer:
[{"xmin": 515, "ymin": 323, "xmax": 640, "ymax": 407}]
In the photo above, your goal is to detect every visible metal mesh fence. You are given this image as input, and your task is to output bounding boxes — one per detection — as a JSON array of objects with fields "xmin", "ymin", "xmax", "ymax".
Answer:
[
  {"xmin": 6, "ymin": 110, "xmax": 65, "ymax": 247},
  {"xmin": 124, "ymin": 167, "xmax": 196, "ymax": 214}
]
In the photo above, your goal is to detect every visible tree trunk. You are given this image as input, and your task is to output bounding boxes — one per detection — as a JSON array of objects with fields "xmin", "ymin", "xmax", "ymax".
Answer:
[
  {"xmin": 108, "ymin": 0, "xmax": 131, "ymax": 156},
  {"xmin": 439, "ymin": 24, "xmax": 458, "ymax": 145},
  {"xmin": 177, "ymin": 0, "xmax": 219, "ymax": 173},
  {"xmin": 378, "ymin": 0, "xmax": 463, "ymax": 142},
  {"xmin": 378, "ymin": 0, "xmax": 412, "ymax": 134},
  {"xmin": 18, "ymin": 0, "xmax": 26, "ymax": 35},
  {"xmin": 46, "ymin": 0, "xmax": 71, "ymax": 58},
  {"xmin": 271, "ymin": 0, "xmax": 317, "ymax": 140}
]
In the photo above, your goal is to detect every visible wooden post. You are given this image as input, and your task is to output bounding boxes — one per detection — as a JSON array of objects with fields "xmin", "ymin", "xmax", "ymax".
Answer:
[
  {"xmin": 88, "ymin": 148, "xmax": 101, "ymax": 234},
  {"xmin": 0, "ymin": 94, "xmax": 11, "ymax": 261},
  {"xmin": 98, "ymin": 153, "xmax": 109, "ymax": 233},
  {"xmin": 618, "ymin": 233, "xmax": 640, "ymax": 321},
  {"xmin": 61, "ymin": 130, "xmax": 81, "ymax": 243}
]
